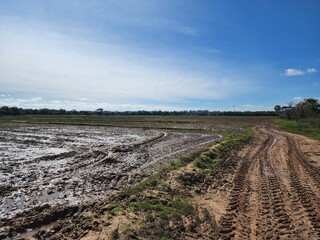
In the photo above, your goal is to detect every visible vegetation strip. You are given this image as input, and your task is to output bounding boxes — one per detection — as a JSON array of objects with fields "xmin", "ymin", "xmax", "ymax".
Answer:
[
  {"xmin": 274, "ymin": 119, "xmax": 320, "ymax": 141},
  {"xmin": 274, "ymin": 98, "xmax": 320, "ymax": 141}
]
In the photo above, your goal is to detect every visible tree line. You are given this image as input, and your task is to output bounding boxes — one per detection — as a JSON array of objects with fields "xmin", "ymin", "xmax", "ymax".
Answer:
[
  {"xmin": 0, "ymin": 106, "xmax": 277, "ymax": 116},
  {"xmin": 274, "ymin": 98, "xmax": 320, "ymax": 121}
]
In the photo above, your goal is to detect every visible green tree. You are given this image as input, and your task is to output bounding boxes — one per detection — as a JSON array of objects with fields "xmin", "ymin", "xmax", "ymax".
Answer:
[
  {"xmin": 96, "ymin": 108, "xmax": 103, "ymax": 115},
  {"xmin": 274, "ymin": 105, "xmax": 281, "ymax": 113}
]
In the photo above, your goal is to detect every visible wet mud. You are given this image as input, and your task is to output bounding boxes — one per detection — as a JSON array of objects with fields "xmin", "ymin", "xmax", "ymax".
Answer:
[{"xmin": 0, "ymin": 124, "xmax": 219, "ymax": 238}]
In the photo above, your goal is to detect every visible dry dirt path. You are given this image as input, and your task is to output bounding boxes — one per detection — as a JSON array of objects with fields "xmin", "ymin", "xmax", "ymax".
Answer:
[{"xmin": 217, "ymin": 127, "xmax": 320, "ymax": 240}]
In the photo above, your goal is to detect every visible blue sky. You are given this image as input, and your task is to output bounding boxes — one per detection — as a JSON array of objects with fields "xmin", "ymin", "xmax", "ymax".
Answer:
[{"xmin": 0, "ymin": 0, "xmax": 319, "ymax": 111}]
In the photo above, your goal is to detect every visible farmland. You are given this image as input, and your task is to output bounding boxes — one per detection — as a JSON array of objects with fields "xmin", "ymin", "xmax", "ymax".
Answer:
[{"xmin": 0, "ymin": 115, "xmax": 319, "ymax": 239}]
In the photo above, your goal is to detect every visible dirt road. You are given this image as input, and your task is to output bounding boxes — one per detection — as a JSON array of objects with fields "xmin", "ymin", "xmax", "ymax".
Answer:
[{"xmin": 216, "ymin": 127, "xmax": 320, "ymax": 239}]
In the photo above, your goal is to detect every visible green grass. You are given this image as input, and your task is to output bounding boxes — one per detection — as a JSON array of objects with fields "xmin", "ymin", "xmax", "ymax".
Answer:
[
  {"xmin": 119, "ymin": 174, "xmax": 161, "ymax": 198},
  {"xmin": 117, "ymin": 151, "xmax": 203, "ymax": 199},
  {"xmin": 104, "ymin": 203, "xmax": 123, "ymax": 215},
  {"xmin": 129, "ymin": 196, "xmax": 195, "ymax": 221},
  {"xmin": 123, "ymin": 173, "xmax": 212, "ymax": 238},
  {"xmin": 122, "ymin": 226, "xmax": 137, "ymax": 238},
  {"xmin": 193, "ymin": 129, "xmax": 252, "ymax": 171},
  {"xmin": 274, "ymin": 118, "xmax": 320, "ymax": 141}
]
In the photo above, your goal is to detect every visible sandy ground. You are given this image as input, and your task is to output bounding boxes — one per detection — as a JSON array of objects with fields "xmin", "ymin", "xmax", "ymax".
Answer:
[{"xmin": 210, "ymin": 127, "xmax": 320, "ymax": 239}]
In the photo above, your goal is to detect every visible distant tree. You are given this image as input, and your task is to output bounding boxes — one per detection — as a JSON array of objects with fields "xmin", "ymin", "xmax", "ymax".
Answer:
[
  {"xmin": 70, "ymin": 109, "xmax": 78, "ymax": 115},
  {"xmin": 96, "ymin": 108, "xmax": 103, "ymax": 115},
  {"xmin": 58, "ymin": 109, "xmax": 66, "ymax": 115},
  {"xmin": 0, "ymin": 106, "xmax": 278, "ymax": 117},
  {"xmin": 275, "ymin": 98, "xmax": 319, "ymax": 121},
  {"xmin": 39, "ymin": 108, "xmax": 50, "ymax": 114},
  {"xmin": 11, "ymin": 107, "xmax": 22, "ymax": 115},
  {"xmin": 274, "ymin": 105, "xmax": 281, "ymax": 113}
]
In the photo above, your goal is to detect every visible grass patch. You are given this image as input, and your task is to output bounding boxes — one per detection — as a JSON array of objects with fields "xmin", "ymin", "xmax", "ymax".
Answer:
[
  {"xmin": 118, "ymin": 174, "xmax": 161, "ymax": 198},
  {"xmin": 129, "ymin": 196, "xmax": 200, "ymax": 239},
  {"xmin": 274, "ymin": 118, "xmax": 320, "ymax": 141},
  {"xmin": 122, "ymin": 226, "xmax": 138, "ymax": 238},
  {"xmin": 130, "ymin": 198, "xmax": 174, "ymax": 220},
  {"xmin": 129, "ymin": 196, "xmax": 195, "ymax": 220},
  {"xmin": 118, "ymin": 152, "xmax": 202, "ymax": 199},
  {"xmin": 104, "ymin": 203, "xmax": 123, "ymax": 215},
  {"xmin": 193, "ymin": 129, "xmax": 252, "ymax": 172}
]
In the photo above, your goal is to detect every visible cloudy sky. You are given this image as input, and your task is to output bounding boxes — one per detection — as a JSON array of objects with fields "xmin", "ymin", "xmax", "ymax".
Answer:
[{"xmin": 0, "ymin": 0, "xmax": 319, "ymax": 111}]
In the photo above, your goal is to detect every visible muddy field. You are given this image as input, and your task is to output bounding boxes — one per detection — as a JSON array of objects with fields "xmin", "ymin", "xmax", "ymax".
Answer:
[
  {"xmin": 0, "ymin": 124, "xmax": 219, "ymax": 222},
  {"xmin": 2, "ymin": 116, "xmax": 319, "ymax": 240},
  {"xmin": 22, "ymin": 125, "xmax": 320, "ymax": 240}
]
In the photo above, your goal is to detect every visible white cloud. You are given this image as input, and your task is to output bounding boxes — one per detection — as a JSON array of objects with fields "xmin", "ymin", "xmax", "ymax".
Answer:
[
  {"xmin": 284, "ymin": 69, "xmax": 304, "ymax": 76},
  {"xmin": 0, "ymin": 18, "xmax": 255, "ymax": 107},
  {"xmin": 0, "ymin": 97, "xmax": 42, "ymax": 106},
  {"xmin": 293, "ymin": 96, "xmax": 303, "ymax": 103},
  {"xmin": 307, "ymin": 68, "xmax": 317, "ymax": 73},
  {"xmin": 78, "ymin": 98, "xmax": 92, "ymax": 101},
  {"xmin": 284, "ymin": 67, "xmax": 317, "ymax": 76},
  {"xmin": 238, "ymin": 104, "xmax": 273, "ymax": 111},
  {"xmin": 0, "ymin": 96, "xmax": 206, "ymax": 111}
]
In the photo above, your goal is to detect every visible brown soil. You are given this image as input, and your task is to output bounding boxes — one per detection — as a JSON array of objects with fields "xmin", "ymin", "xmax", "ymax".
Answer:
[
  {"xmin": 215, "ymin": 127, "xmax": 320, "ymax": 239},
  {"xmin": 3, "ymin": 125, "xmax": 320, "ymax": 240}
]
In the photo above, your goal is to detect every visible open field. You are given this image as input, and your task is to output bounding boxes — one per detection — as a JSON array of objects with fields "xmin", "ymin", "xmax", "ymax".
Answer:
[
  {"xmin": 0, "ymin": 115, "xmax": 319, "ymax": 239},
  {"xmin": 0, "ymin": 115, "xmax": 274, "ymax": 130}
]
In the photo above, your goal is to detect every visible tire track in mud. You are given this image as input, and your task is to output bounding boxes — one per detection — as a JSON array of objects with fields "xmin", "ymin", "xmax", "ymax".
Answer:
[
  {"xmin": 256, "ymin": 132, "xmax": 294, "ymax": 239},
  {"xmin": 218, "ymin": 133, "xmax": 271, "ymax": 239},
  {"xmin": 286, "ymin": 136, "xmax": 320, "ymax": 237},
  {"xmin": 286, "ymin": 136, "xmax": 320, "ymax": 188},
  {"xmin": 217, "ymin": 127, "xmax": 320, "ymax": 240}
]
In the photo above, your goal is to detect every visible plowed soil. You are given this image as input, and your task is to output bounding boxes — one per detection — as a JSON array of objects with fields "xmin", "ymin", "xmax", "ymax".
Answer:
[{"xmin": 215, "ymin": 127, "xmax": 320, "ymax": 239}]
